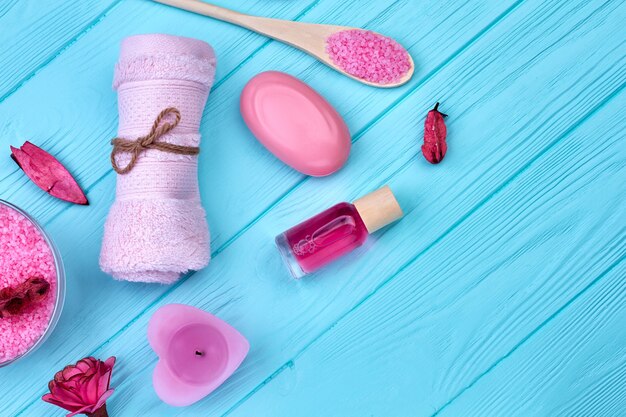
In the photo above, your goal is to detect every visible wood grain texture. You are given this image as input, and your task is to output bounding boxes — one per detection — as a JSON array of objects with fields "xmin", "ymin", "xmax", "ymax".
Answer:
[
  {"xmin": 0, "ymin": 2, "xmax": 523, "ymax": 414},
  {"xmin": 0, "ymin": 0, "xmax": 318, "ymax": 225},
  {"xmin": 0, "ymin": 0, "xmax": 624, "ymax": 416},
  {"xmin": 0, "ymin": 0, "xmax": 515, "ymax": 245},
  {"xmin": 435, "ymin": 263, "xmax": 626, "ymax": 417},
  {"xmin": 0, "ymin": 0, "xmax": 121, "ymax": 101},
  {"xmin": 226, "ymin": 91, "xmax": 626, "ymax": 417}
]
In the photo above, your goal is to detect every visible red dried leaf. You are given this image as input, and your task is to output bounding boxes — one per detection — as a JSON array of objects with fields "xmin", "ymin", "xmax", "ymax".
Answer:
[
  {"xmin": 0, "ymin": 276, "xmax": 50, "ymax": 317},
  {"xmin": 10, "ymin": 141, "xmax": 88, "ymax": 205},
  {"xmin": 421, "ymin": 102, "xmax": 448, "ymax": 164}
]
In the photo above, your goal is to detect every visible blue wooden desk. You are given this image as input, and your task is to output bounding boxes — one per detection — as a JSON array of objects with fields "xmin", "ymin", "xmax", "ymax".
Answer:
[{"xmin": 1, "ymin": 0, "xmax": 624, "ymax": 416}]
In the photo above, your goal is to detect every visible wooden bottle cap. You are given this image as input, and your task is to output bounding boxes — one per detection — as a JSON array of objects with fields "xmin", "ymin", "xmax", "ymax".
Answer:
[{"xmin": 353, "ymin": 185, "xmax": 403, "ymax": 234}]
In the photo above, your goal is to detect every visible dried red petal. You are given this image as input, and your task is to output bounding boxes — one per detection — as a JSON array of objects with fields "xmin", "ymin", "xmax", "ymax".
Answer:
[
  {"xmin": 421, "ymin": 102, "xmax": 448, "ymax": 164},
  {"xmin": 10, "ymin": 141, "xmax": 88, "ymax": 205},
  {"xmin": 26, "ymin": 277, "xmax": 50, "ymax": 303},
  {"xmin": 0, "ymin": 276, "xmax": 50, "ymax": 317}
]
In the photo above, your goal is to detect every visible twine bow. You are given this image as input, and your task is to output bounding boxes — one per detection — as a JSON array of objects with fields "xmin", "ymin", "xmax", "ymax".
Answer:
[{"xmin": 110, "ymin": 107, "xmax": 199, "ymax": 174}]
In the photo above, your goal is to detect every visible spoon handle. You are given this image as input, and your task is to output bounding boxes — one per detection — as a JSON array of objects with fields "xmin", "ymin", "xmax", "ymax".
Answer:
[
  {"xmin": 152, "ymin": 0, "xmax": 289, "ymax": 36},
  {"xmin": 152, "ymin": 0, "xmax": 335, "ymax": 52},
  {"xmin": 153, "ymin": 0, "xmax": 251, "ymax": 26}
]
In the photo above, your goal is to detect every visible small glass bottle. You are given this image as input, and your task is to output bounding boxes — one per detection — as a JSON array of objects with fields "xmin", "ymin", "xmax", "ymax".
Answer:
[{"xmin": 275, "ymin": 186, "xmax": 403, "ymax": 278}]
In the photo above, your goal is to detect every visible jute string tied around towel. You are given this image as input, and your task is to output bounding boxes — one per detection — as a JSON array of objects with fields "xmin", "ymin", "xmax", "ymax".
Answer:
[{"xmin": 110, "ymin": 107, "xmax": 200, "ymax": 174}]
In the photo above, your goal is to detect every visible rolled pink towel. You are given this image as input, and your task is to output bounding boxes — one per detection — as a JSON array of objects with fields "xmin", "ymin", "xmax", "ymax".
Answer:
[{"xmin": 100, "ymin": 34, "xmax": 216, "ymax": 284}]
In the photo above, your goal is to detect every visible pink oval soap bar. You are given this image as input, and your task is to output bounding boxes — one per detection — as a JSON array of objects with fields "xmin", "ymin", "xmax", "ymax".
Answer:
[{"xmin": 240, "ymin": 71, "xmax": 351, "ymax": 176}]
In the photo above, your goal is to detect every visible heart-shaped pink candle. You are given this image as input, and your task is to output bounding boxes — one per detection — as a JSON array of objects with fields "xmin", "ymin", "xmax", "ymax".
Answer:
[{"xmin": 148, "ymin": 304, "xmax": 249, "ymax": 406}]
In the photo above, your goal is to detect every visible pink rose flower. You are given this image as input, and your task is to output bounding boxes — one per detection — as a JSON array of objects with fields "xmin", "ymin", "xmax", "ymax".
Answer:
[{"xmin": 42, "ymin": 356, "xmax": 116, "ymax": 417}]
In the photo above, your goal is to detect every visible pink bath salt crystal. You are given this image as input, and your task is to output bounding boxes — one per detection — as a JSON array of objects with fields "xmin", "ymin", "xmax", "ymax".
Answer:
[
  {"xmin": 0, "ymin": 204, "xmax": 56, "ymax": 364},
  {"xmin": 325, "ymin": 29, "xmax": 411, "ymax": 84}
]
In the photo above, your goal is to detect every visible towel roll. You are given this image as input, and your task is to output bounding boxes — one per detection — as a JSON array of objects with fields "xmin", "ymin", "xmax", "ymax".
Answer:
[{"xmin": 100, "ymin": 34, "xmax": 215, "ymax": 284}]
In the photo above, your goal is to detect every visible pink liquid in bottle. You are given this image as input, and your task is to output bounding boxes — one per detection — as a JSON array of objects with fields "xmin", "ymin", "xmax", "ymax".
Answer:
[
  {"xmin": 275, "ymin": 186, "xmax": 403, "ymax": 279},
  {"xmin": 276, "ymin": 203, "xmax": 368, "ymax": 278}
]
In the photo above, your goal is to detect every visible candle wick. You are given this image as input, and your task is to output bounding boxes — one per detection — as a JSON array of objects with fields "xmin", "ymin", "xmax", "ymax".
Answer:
[{"xmin": 195, "ymin": 350, "xmax": 203, "ymax": 356}]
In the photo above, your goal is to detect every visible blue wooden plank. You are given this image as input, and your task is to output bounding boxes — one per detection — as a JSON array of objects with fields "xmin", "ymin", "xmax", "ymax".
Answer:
[
  {"xmin": 87, "ymin": 0, "xmax": 622, "ymax": 414},
  {"xmin": 0, "ymin": 0, "xmax": 524, "ymax": 414},
  {"xmin": 12, "ymin": 0, "xmax": 624, "ymax": 415},
  {"xmin": 0, "ymin": 1, "xmax": 624, "ymax": 417},
  {"xmin": 0, "ymin": 0, "xmax": 121, "ymax": 101},
  {"xmin": 0, "ymin": 0, "xmax": 514, "ymax": 243},
  {"xmin": 225, "ymin": 90, "xmax": 626, "ymax": 417},
  {"xmin": 435, "ymin": 262, "xmax": 626, "ymax": 417},
  {"xmin": 0, "ymin": 0, "xmax": 319, "ymax": 222}
]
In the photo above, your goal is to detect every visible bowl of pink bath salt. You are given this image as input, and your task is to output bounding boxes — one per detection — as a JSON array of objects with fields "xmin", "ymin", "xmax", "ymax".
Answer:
[{"xmin": 0, "ymin": 200, "xmax": 65, "ymax": 367}]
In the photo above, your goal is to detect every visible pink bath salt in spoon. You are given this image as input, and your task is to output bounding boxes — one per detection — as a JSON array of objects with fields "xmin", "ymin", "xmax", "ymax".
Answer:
[
  {"xmin": 326, "ymin": 30, "xmax": 413, "ymax": 85},
  {"xmin": 153, "ymin": 0, "xmax": 414, "ymax": 87}
]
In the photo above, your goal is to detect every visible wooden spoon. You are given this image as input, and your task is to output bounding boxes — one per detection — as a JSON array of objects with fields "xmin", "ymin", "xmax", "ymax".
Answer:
[{"xmin": 152, "ymin": 0, "xmax": 414, "ymax": 88}]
